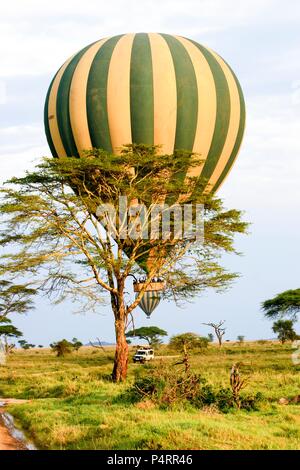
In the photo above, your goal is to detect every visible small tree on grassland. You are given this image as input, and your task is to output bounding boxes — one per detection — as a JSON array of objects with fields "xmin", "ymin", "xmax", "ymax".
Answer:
[
  {"xmin": 262, "ymin": 289, "xmax": 300, "ymax": 321},
  {"xmin": 126, "ymin": 326, "xmax": 168, "ymax": 346},
  {"xmin": 0, "ymin": 145, "xmax": 248, "ymax": 382},
  {"xmin": 72, "ymin": 338, "xmax": 83, "ymax": 351},
  {"xmin": 207, "ymin": 333, "xmax": 214, "ymax": 343},
  {"xmin": 272, "ymin": 320, "xmax": 298, "ymax": 344},
  {"xmin": 237, "ymin": 335, "xmax": 245, "ymax": 344},
  {"xmin": 18, "ymin": 340, "xmax": 35, "ymax": 350},
  {"xmin": 0, "ymin": 318, "xmax": 23, "ymax": 354},
  {"xmin": 203, "ymin": 321, "xmax": 226, "ymax": 347},
  {"xmin": 50, "ymin": 338, "xmax": 83, "ymax": 356},
  {"xmin": 50, "ymin": 339, "xmax": 74, "ymax": 357}
]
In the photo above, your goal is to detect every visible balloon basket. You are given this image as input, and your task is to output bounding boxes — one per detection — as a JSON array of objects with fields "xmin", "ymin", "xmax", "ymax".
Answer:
[{"xmin": 133, "ymin": 281, "xmax": 165, "ymax": 293}]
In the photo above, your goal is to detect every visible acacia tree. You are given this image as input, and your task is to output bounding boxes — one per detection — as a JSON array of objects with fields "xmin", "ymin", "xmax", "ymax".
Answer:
[
  {"xmin": 203, "ymin": 321, "xmax": 226, "ymax": 347},
  {"xmin": 0, "ymin": 145, "xmax": 247, "ymax": 382},
  {"xmin": 0, "ymin": 280, "xmax": 36, "ymax": 322},
  {"xmin": 262, "ymin": 289, "xmax": 300, "ymax": 321},
  {"xmin": 18, "ymin": 340, "xmax": 36, "ymax": 350},
  {"xmin": 50, "ymin": 339, "xmax": 74, "ymax": 357},
  {"xmin": 126, "ymin": 326, "xmax": 168, "ymax": 346},
  {"xmin": 272, "ymin": 320, "xmax": 297, "ymax": 344},
  {"xmin": 72, "ymin": 337, "xmax": 83, "ymax": 351},
  {"xmin": 0, "ymin": 318, "xmax": 23, "ymax": 354}
]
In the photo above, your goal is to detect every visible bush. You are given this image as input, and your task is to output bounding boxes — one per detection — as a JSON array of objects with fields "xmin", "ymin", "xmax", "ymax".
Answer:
[
  {"xmin": 169, "ymin": 333, "xmax": 209, "ymax": 353},
  {"xmin": 124, "ymin": 365, "xmax": 263, "ymax": 412},
  {"xmin": 128, "ymin": 367, "xmax": 206, "ymax": 408}
]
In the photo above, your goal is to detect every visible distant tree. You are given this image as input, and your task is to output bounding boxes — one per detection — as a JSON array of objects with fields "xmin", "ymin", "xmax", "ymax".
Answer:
[
  {"xmin": 237, "ymin": 335, "xmax": 245, "ymax": 344},
  {"xmin": 0, "ymin": 318, "xmax": 23, "ymax": 354},
  {"xmin": 126, "ymin": 326, "xmax": 168, "ymax": 346},
  {"xmin": 262, "ymin": 289, "xmax": 300, "ymax": 321},
  {"xmin": 72, "ymin": 337, "xmax": 83, "ymax": 351},
  {"xmin": 0, "ymin": 280, "xmax": 36, "ymax": 322},
  {"xmin": 50, "ymin": 339, "xmax": 74, "ymax": 357},
  {"xmin": 18, "ymin": 340, "xmax": 35, "ymax": 350},
  {"xmin": 169, "ymin": 333, "xmax": 208, "ymax": 373},
  {"xmin": 89, "ymin": 337, "xmax": 106, "ymax": 351},
  {"xmin": 38, "ymin": 345, "xmax": 43, "ymax": 348},
  {"xmin": 272, "ymin": 320, "xmax": 297, "ymax": 344},
  {"xmin": 203, "ymin": 321, "xmax": 226, "ymax": 347},
  {"xmin": 207, "ymin": 333, "xmax": 214, "ymax": 343}
]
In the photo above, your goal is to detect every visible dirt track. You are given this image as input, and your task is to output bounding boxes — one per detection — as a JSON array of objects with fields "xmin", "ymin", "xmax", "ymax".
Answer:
[
  {"xmin": 0, "ymin": 399, "xmax": 31, "ymax": 451},
  {"xmin": 0, "ymin": 411, "xmax": 25, "ymax": 450}
]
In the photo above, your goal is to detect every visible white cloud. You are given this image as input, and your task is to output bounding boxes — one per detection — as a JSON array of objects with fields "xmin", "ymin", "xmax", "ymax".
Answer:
[
  {"xmin": 291, "ymin": 80, "xmax": 300, "ymax": 105},
  {"xmin": 220, "ymin": 92, "xmax": 300, "ymax": 220},
  {"xmin": 1, "ymin": 0, "xmax": 299, "ymax": 77},
  {"xmin": 0, "ymin": 146, "xmax": 45, "ymax": 184},
  {"xmin": 0, "ymin": 123, "xmax": 45, "ymax": 153},
  {"xmin": 0, "ymin": 124, "xmax": 47, "ymax": 183},
  {"xmin": 0, "ymin": 80, "xmax": 7, "ymax": 104},
  {"xmin": 1, "ymin": 0, "xmax": 300, "ymax": 222}
]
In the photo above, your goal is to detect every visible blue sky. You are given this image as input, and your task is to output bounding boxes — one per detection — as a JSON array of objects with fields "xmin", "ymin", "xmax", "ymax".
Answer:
[{"xmin": 1, "ymin": 0, "xmax": 300, "ymax": 345}]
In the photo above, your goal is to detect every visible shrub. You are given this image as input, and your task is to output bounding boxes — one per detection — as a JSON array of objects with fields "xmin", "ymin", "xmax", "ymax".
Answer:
[
  {"xmin": 50, "ymin": 338, "xmax": 83, "ymax": 357},
  {"xmin": 124, "ymin": 364, "xmax": 263, "ymax": 412},
  {"xmin": 128, "ymin": 367, "xmax": 206, "ymax": 408},
  {"xmin": 50, "ymin": 339, "xmax": 74, "ymax": 357}
]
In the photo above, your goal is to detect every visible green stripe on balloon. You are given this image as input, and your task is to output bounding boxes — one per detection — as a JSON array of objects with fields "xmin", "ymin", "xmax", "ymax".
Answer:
[
  {"xmin": 44, "ymin": 74, "xmax": 59, "ymax": 158},
  {"xmin": 56, "ymin": 44, "xmax": 92, "ymax": 157},
  {"xmin": 138, "ymin": 291, "xmax": 161, "ymax": 316},
  {"xmin": 130, "ymin": 33, "xmax": 154, "ymax": 145},
  {"xmin": 148, "ymin": 292, "xmax": 153, "ymax": 313},
  {"xmin": 87, "ymin": 35, "xmax": 123, "ymax": 153},
  {"xmin": 189, "ymin": 40, "xmax": 231, "ymax": 184},
  {"xmin": 161, "ymin": 34, "xmax": 198, "ymax": 153},
  {"xmin": 212, "ymin": 64, "xmax": 246, "ymax": 192}
]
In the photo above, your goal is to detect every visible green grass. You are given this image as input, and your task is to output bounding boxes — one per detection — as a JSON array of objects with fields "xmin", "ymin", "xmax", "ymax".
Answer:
[{"xmin": 0, "ymin": 342, "xmax": 300, "ymax": 450}]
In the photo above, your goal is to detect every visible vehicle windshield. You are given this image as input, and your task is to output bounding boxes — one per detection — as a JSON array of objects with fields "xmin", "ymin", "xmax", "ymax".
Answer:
[{"xmin": 137, "ymin": 351, "xmax": 146, "ymax": 355}]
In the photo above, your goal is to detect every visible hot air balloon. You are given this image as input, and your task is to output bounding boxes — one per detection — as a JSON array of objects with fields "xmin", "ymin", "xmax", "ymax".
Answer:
[
  {"xmin": 133, "ymin": 279, "xmax": 165, "ymax": 319},
  {"xmin": 44, "ymin": 33, "xmax": 246, "ymax": 318}
]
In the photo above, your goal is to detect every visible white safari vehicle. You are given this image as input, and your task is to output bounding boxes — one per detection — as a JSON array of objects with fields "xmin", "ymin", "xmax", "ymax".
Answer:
[{"xmin": 133, "ymin": 346, "xmax": 154, "ymax": 364}]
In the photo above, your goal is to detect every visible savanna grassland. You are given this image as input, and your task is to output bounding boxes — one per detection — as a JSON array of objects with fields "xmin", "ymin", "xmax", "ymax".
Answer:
[{"xmin": 0, "ymin": 342, "xmax": 299, "ymax": 450}]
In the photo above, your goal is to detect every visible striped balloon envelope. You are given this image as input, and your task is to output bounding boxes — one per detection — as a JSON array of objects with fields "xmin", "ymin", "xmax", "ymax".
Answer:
[
  {"xmin": 138, "ymin": 291, "xmax": 161, "ymax": 319},
  {"xmin": 44, "ymin": 32, "xmax": 245, "ymax": 194}
]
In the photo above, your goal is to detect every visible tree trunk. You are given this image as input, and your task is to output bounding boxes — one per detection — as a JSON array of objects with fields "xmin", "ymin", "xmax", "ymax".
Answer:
[{"xmin": 112, "ymin": 317, "xmax": 129, "ymax": 382}]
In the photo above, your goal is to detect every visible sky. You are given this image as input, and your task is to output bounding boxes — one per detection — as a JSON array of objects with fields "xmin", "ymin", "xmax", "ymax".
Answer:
[{"xmin": 1, "ymin": 0, "xmax": 300, "ymax": 345}]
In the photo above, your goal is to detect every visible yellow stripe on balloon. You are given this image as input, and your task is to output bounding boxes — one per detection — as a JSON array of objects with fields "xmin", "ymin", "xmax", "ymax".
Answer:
[
  {"xmin": 175, "ymin": 36, "xmax": 217, "ymax": 202},
  {"xmin": 48, "ymin": 55, "xmax": 76, "ymax": 158},
  {"xmin": 148, "ymin": 33, "xmax": 177, "ymax": 155},
  {"xmin": 69, "ymin": 38, "xmax": 108, "ymax": 156},
  {"xmin": 107, "ymin": 33, "xmax": 135, "ymax": 154},
  {"xmin": 204, "ymin": 49, "xmax": 240, "ymax": 193}
]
